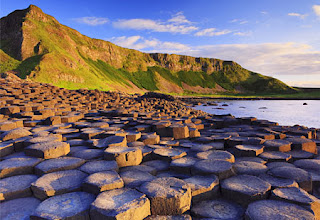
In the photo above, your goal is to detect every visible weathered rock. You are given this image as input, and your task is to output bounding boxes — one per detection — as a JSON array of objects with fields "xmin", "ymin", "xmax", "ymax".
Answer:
[
  {"xmin": 271, "ymin": 187, "xmax": 320, "ymax": 219},
  {"xmin": 234, "ymin": 144, "xmax": 264, "ymax": 157},
  {"xmin": 259, "ymin": 151, "xmax": 292, "ymax": 162},
  {"xmin": 266, "ymin": 161, "xmax": 296, "ymax": 170},
  {"xmin": 191, "ymin": 199, "xmax": 244, "ymax": 219},
  {"xmin": 288, "ymin": 150, "xmax": 315, "ymax": 160},
  {"xmin": 79, "ymin": 160, "xmax": 118, "ymax": 174},
  {"xmin": 192, "ymin": 159, "xmax": 235, "ymax": 180},
  {"xmin": 90, "ymin": 188, "xmax": 151, "ymax": 220},
  {"xmin": 120, "ymin": 165, "xmax": 157, "ymax": 175},
  {"xmin": 25, "ymin": 141, "xmax": 70, "ymax": 159},
  {"xmin": 141, "ymin": 134, "xmax": 160, "ymax": 145},
  {"xmin": 126, "ymin": 131, "xmax": 142, "ymax": 143},
  {"xmin": 268, "ymin": 166, "xmax": 312, "ymax": 192},
  {"xmin": 153, "ymin": 148, "xmax": 187, "ymax": 161},
  {"xmin": 145, "ymin": 215, "xmax": 192, "ymax": 220},
  {"xmin": 31, "ymin": 192, "xmax": 95, "ymax": 220},
  {"xmin": 82, "ymin": 171, "xmax": 124, "ymax": 194},
  {"xmin": 196, "ymin": 150, "xmax": 235, "ymax": 163},
  {"xmin": 104, "ymin": 146, "xmax": 142, "ymax": 167},
  {"xmin": 245, "ymin": 200, "xmax": 315, "ymax": 220},
  {"xmin": 170, "ymin": 125, "xmax": 189, "ymax": 139},
  {"xmin": 294, "ymin": 159, "xmax": 320, "ymax": 172},
  {"xmin": 142, "ymin": 160, "xmax": 170, "ymax": 172},
  {"xmin": 170, "ymin": 157, "xmax": 198, "ymax": 174},
  {"xmin": 0, "ymin": 157, "xmax": 41, "ymax": 178},
  {"xmin": 31, "ymin": 170, "xmax": 87, "ymax": 200},
  {"xmin": 221, "ymin": 174, "xmax": 271, "ymax": 206},
  {"xmin": 286, "ymin": 137, "xmax": 317, "ymax": 154},
  {"xmin": 96, "ymin": 135, "xmax": 127, "ymax": 148},
  {"xmin": 0, "ymin": 174, "xmax": 38, "ymax": 201},
  {"xmin": 71, "ymin": 148, "xmax": 104, "ymax": 160},
  {"xmin": 234, "ymin": 161, "xmax": 268, "ymax": 176},
  {"xmin": 0, "ymin": 197, "xmax": 41, "ymax": 220},
  {"xmin": 139, "ymin": 177, "xmax": 191, "ymax": 215},
  {"xmin": 35, "ymin": 156, "xmax": 85, "ymax": 175},
  {"xmin": 184, "ymin": 175, "xmax": 219, "ymax": 203},
  {"xmin": 120, "ymin": 170, "xmax": 156, "ymax": 188},
  {"xmin": 263, "ymin": 140, "xmax": 291, "ymax": 152},
  {"xmin": 1, "ymin": 127, "xmax": 32, "ymax": 141},
  {"xmin": 258, "ymin": 173, "xmax": 299, "ymax": 189},
  {"xmin": 0, "ymin": 141, "xmax": 14, "ymax": 157}
]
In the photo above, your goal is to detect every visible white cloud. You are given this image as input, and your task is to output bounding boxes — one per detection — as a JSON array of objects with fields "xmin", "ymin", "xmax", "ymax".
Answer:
[
  {"xmin": 73, "ymin": 17, "xmax": 108, "ymax": 26},
  {"xmin": 288, "ymin": 13, "xmax": 308, "ymax": 19},
  {"xmin": 261, "ymin": 11, "xmax": 268, "ymax": 15},
  {"xmin": 168, "ymin": 12, "xmax": 191, "ymax": 24},
  {"xmin": 230, "ymin": 19, "xmax": 248, "ymax": 24},
  {"xmin": 233, "ymin": 31, "xmax": 252, "ymax": 36},
  {"xmin": 195, "ymin": 28, "xmax": 232, "ymax": 36},
  {"xmin": 109, "ymin": 36, "xmax": 190, "ymax": 53},
  {"xmin": 113, "ymin": 12, "xmax": 198, "ymax": 34},
  {"xmin": 313, "ymin": 5, "xmax": 320, "ymax": 17}
]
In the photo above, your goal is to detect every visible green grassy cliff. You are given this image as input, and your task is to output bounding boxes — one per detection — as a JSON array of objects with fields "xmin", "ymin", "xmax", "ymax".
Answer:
[{"xmin": 0, "ymin": 5, "xmax": 295, "ymax": 94}]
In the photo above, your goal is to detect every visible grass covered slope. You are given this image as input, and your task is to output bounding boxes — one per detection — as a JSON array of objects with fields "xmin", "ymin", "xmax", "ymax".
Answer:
[{"xmin": 0, "ymin": 5, "xmax": 295, "ymax": 94}]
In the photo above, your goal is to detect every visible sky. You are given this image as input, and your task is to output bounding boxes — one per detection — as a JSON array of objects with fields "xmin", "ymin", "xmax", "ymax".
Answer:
[{"xmin": 1, "ymin": 0, "xmax": 320, "ymax": 87}]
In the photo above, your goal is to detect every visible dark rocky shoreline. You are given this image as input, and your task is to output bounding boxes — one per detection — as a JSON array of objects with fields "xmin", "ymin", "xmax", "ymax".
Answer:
[{"xmin": 1, "ymin": 76, "xmax": 319, "ymax": 219}]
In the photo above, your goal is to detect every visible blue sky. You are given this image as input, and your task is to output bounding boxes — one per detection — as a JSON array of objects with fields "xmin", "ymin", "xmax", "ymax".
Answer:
[{"xmin": 1, "ymin": 0, "xmax": 320, "ymax": 87}]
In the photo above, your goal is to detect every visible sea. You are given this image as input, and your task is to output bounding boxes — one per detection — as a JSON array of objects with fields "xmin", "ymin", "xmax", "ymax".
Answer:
[{"xmin": 194, "ymin": 100, "xmax": 320, "ymax": 129}]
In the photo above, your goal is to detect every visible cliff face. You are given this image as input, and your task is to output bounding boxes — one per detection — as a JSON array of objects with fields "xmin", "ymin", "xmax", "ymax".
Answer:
[{"xmin": 0, "ymin": 5, "xmax": 294, "ymax": 94}]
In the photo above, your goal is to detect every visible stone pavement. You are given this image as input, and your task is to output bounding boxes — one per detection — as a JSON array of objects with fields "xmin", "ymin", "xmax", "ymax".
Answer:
[{"xmin": 0, "ymin": 76, "xmax": 319, "ymax": 219}]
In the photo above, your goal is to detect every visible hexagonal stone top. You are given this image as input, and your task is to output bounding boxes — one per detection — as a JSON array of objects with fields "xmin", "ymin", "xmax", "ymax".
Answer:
[
  {"xmin": 32, "ymin": 192, "xmax": 95, "ymax": 219},
  {"xmin": 245, "ymin": 200, "xmax": 315, "ymax": 220},
  {"xmin": 196, "ymin": 150, "xmax": 235, "ymax": 163},
  {"xmin": 191, "ymin": 199, "xmax": 244, "ymax": 219},
  {"xmin": 0, "ymin": 197, "xmax": 41, "ymax": 220},
  {"xmin": 0, "ymin": 157, "xmax": 42, "ymax": 178},
  {"xmin": 221, "ymin": 174, "xmax": 271, "ymax": 196},
  {"xmin": 35, "ymin": 157, "xmax": 85, "ymax": 175},
  {"xmin": 272, "ymin": 187, "xmax": 320, "ymax": 205},
  {"xmin": 79, "ymin": 160, "xmax": 118, "ymax": 174},
  {"xmin": 25, "ymin": 141, "xmax": 70, "ymax": 159}
]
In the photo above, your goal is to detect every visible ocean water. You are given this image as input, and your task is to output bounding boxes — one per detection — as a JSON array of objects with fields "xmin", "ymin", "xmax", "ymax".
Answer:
[{"xmin": 194, "ymin": 100, "xmax": 320, "ymax": 128}]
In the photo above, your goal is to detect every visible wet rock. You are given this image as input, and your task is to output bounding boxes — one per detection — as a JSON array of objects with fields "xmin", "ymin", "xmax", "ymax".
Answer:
[
  {"xmin": 79, "ymin": 160, "xmax": 118, "ymax": 174},
  {"xmin": 0, "ymin": 157, "xmax": 41, "ymax": 178},
  {"xmin": 192, "ymin": 159, "xmax": 235, "ymax": 180},
  {"xmin": 139, "ymin": 177, "xmax": 191, "ymax": 215},
  {"xmin": 271, "ymin": 187, "xmax": 320, "ymax": 218},
  {"xmin": 191, "ymin": 199, "xmax": 244, "ymax": 219},
  {"xmin": 82, "ymin": 171, "xmax": 124, "ymax": 194},
  {"xmin": 0, "ymin": 197, "xmax": 41, "ymax": 220},
  {"xmin": 221, "ymin": 174, "xmax": 271, "ymax": 206},
  {"xmin": 35, "ymin": 156, "xmax": 85, "ymax": 175},
  {"xmin": 25, "ymin": 141, "xmax": 70, "ymax": 159},
  {"xmin": 184, "ymin": 175, "xmax": 219, "ymax": 203},
  {"xmin": 31, "ymin": 170, "xmax": 87, "ymax": 200},
  {"xmin": 31, "ymin": 192, "xmax": 95, "ymax": 220},
  {"xmin": 268, "ymin": 166, "xmax": 312, "ymax": 192},
  {"xmin": 196, "ymin": 150, "xmax": 235, "ymax": 163},
  {"xmin": 245, "ymin": 200, "xmax": 315, "ymax": 220},
  {"xmin": 90, "ymin": 188, "xmax": 151, "ymax": 220},
  {"xmin": 0, "ymin": 174, "xmax": 38, "ymax": 201}
]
